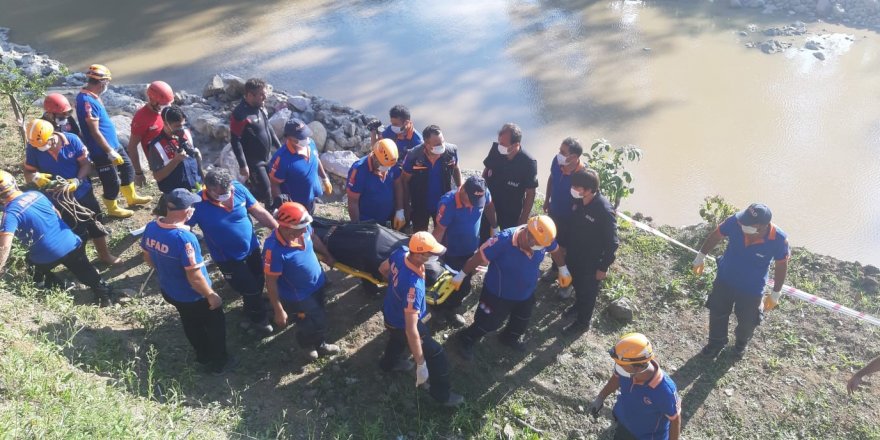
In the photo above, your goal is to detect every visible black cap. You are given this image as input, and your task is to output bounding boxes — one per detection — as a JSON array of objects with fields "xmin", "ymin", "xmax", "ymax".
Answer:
[
  {"xmin": 166, "ymin": 188, "xmax": 200, "ymax": 211},
  {"xmin": 736, "ymin": 203, "xmax": 772, "ymax": 226},
  {"xmin": 463, "ymin": 176, "xmax": 487, "ymax": 208},
  {"xmin": 283, "ymin": 118, "xmax": 312, "ymax": 140}
]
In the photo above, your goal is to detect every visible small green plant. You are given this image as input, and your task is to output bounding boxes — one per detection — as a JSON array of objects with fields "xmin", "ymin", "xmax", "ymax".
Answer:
[
  {"xmin": 0, "ymin": 63, "xmax": 67, "ymax": 146},
  {"xmin": 699, "ymin": 195, "xmax": 738, "ymax": 226},
  {"xmin": 584, "ymin": 140, "xmax": 642, "ymax": 208}
]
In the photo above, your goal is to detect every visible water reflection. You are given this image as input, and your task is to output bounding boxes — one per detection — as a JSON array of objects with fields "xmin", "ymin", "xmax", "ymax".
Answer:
[{"xmin": 1, "ymin": 0, "xmax": 879, "ymax": 263}]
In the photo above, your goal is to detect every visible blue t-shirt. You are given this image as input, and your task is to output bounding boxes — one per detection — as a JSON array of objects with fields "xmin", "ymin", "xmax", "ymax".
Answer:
[
  {"xmin": 75, "ymin": 89, "xmax": 120, "ymax": 160},
  {"xmin": 479, "ymin": 227, "xmax": 558, "ymax": 301},
  {"xmin": 548, "ymin": 160, "xmax": 585, "ymax": 219},
  {"xmin": 612, "ymin": 362, "xmax": 681, "ymax": 440},
  {"xmin": 187, "ymin": 181, "xmax": 260, "ymax": 263},
  {"xmin": 346, "ymin": 155, "xmax": 400, "ymax": 222},
  {"xmin": 382, "ymin": 247, "xmax": 427, "ymax": 329},
  {"xmin": 381, "ymin": 126, "xmax": 423, "ymax": 160},
  {"xmin": 268, "ymin": 139, "xmax": 323, "ymax": 209},
  {"xmin": 716, "ymin": 215, "xmax": 790, "ymax": 296},
  {"xmin": 25, "ymin": 133, "xmax": 92, "ymax": 200},
  {"xmin": 140, "ymin": 221, "xmax": 211, "ymax": 302},
  {"xmin": 262, "ymin": 225, "xmax": 325, "ymax": 302},
  {"xmin": 436, "ymin": 188, "xmax": 492, "ymax": 257},
  {"xmin": 402, "ymin": 147, "xmax": 458, "ymax": 215},
  {"xmin": 0, "ymin": 191, "xmax": 81, "ymax": 264}
]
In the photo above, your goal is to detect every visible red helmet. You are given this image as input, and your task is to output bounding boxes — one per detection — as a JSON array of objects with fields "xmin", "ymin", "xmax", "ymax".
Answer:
[
  {"xmin": 43, "ymin": 93, "xmax": 72, "ymax": 114},
  {"xmin": 146, "ymin": 81, "xmax": 174, "ymax": 105},
  {"xmin": 274, "ymin": 202, "xmax": 312, "ymax": 229}
]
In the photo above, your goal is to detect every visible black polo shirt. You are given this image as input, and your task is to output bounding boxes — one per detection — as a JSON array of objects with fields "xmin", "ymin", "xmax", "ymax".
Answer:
[
  {"xmin": 482, "ymin": 145, "xmax": 539, "ymax": 227},
  {"xmin": 558, "ymin": 193, "xmax": 619, "ymax": 271}
]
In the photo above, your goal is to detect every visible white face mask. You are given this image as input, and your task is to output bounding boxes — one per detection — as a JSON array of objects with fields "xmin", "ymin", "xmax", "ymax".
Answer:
[
  {"xmin": 556, "ymin": 153, "xmax": 568, "ymax": 165},
  {"xmin": 530, "ymin": 244, "xmax": 544, "ymax": 251},
  {"xmin": 215, "ymin": 192, "xmax": 232, "ymax": 202},
  {"xmin": 426, "ymin": 255, "xmax": 439, "ymax": 263},
  {"xmin": 298, "ymin": 138, "xmax": 311, "ymax": 147},
  {"xmin": 431, "ymin": 143, "xmax": 446, "ymax": 155},
  {"xmin": 497, "ymin": 144, "xmax": 509, "ymax": 155},
  {"xmin": 570, "ymin": 187, "xmax": 583, "ymax": 199},
  {"xmin": 55, "ymin": 118, "xmax": 68, "ymax": 128},
  {"xmin": 741, "ymin": 225, "xmax": 759, "ymax": 235},
  {"xmin": 378, "ymin": 165, "xmax": 391, "ymax": 172},
  {"xmin": 390, "ymin": 125, "xmax": 403, "ymax": 134},
  {"xmin": 185, "ymin": 207, "xmax": 195, "ymax": 222},
  {"xmin": 37, "ymin": 143, "xmax": 52, "ymax": 152},
  {"xmin": 614, "ymin": 364, "xmax": 631, "ymax": 378}
]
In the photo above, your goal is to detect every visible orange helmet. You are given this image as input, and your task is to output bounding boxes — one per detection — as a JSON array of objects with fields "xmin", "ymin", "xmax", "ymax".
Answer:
[
  {"xmin": 409, "ymin": 231, "xmax": 446, "ymax": 255},
  {"xmin": 86, "ymin": 64, "xmax": 112, "ymax": 81},
  {"xmin": 0, "ymin": 170, "xmax": 19, "ymax": 202},
  {"xmin": 26, "ymin": 119, "xmax": 55, "ymax": 149},
  {"xmin": 526, "ymin": 215, "xmax": 556, "ymax": 247},
  {"xmin": 275, "ymin": 202, "xmax": 312, "ymax": 229},
  {"xmin": 43, "ymin": 93, "xmax": 72, "ymax": 114},
  {"xmin": 609, "ymin": 333, "xmax": 655, "ymax": 365},
  {"xmin": 372, "ymin": 139, "xmax": 399, "ymax": 167},
  {"xmin": 147, "ymin": 81, "xmax": 174, "ymax": 105}
]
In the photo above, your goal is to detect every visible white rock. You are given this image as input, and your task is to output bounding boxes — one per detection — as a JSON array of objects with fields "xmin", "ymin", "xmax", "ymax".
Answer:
[
  {"xmin": 216, "ymin": 143, "xmax": 247, "ymax": 182},
  {"xmin": 269, "ymin": 108, "xmax": 292, "ymax": 139},
  {"xmin": 308, "ymin": 121, "xmax": 327, "ymax": 151},
  {"xmin": 289, "ymin": 95, "xmax": 311, "ymax": 112},
  {"xmin": 110, "ymin": 115, "xmax": 133, "ymax": 149},
  {"xmin": 320, "ymin": 150, "xmax": 359, "ymax": 178}
]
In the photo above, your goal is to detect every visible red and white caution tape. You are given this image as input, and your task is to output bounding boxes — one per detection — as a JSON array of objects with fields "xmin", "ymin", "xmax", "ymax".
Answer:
[{"xmin": 616, "ymin": 211, "xmax": 880, "ymax": 327}]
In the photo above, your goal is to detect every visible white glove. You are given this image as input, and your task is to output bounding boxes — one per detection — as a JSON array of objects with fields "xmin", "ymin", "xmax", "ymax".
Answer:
[
  {"xmin": 393, "ymin": 209, "xmax": 406, "ymax": 230},
  {"xmin": 108, "ymin": 149, "xmax": 124, "ymax": 166},
  {"xmin": 491, "ymin": 226, "xmax": 501, "ymax": 237},
  {"xmin": 416, "ymin": 362, "xmax": 429, "ymax": 387},
  {"xmin": 557, "ymin": 265, "xmax": 572, "ymax": 288},
  {"xmin": 692, "ymin": 252, "xmax": 707, "ymax": 275}
]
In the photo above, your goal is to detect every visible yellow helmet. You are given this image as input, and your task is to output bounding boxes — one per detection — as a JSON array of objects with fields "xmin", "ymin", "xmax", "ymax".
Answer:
[
  {"xmin": 86, "ymin": 64, "xmax": 112, "ymax": 80},
  {"xmin": 372, "ymin": 138, "xmax": 399, "ymax": 167},
  {"xmin": 0, "ymin": 170, "xmax": 19, "ymax": 201},
  {"xmin": 526, "ymin": 215, "xmax": 556, "ymax": 247},
  {"xmin": 26, "ymin": 119, "xmax": 55, "ymax": 149},
  {"xmin": 609, "ymin": 333, "xmax": 655, "ymax": 365}
]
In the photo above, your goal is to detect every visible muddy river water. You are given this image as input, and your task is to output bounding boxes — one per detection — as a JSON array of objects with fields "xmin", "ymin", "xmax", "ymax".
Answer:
[{"xmin": 2, "ymin": 0, "xmax": 879, "ymax": 264}]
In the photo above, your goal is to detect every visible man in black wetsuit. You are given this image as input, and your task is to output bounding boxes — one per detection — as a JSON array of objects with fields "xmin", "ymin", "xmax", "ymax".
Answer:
[{"xmin": 230, "ymin": 78, "xmax": 282, "ymax": 206}]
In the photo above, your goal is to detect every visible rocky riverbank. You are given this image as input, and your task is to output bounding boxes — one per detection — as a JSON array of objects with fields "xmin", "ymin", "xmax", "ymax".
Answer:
[{"xmin": 732, "ymin": 0, "xmax": 880, "ymax": 28}]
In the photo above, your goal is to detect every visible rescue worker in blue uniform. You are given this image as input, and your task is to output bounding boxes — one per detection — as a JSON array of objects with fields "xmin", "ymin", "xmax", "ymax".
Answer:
[
  {"xmin": 541, "ymin": 137, "xmax": 585, "ymax": 281},
  {"xmin": 692, "ymin": 203, "xmax": 790, "ymax": 359},
  {"xmin": 346, "ymin": 138, "xmax": 404, "ymax": 228},
  {"xmin": 263, "ymin": 202, "xmax": 339, "ymax": 361},
  {"xmin": 75, "ymin": 64, "xmax": 151, "ymax": 218},
  {"xmin": 378, "ymin": 231, "xmax": 464, "ymax": 407},
  {"xmin": 141, "ymin": 189, "xmax": 235, "ymax": 375},
  {"xmin": 401, "ymin": 125, "xmax": 462, "ymax": 232},
  {"xmin": 431, "ymin": 176, "xmax": 499, "ymax": 327},
  {"xmin": 268, "ymin": 118, "xmax": 332, "ymax": 212},
  {"xmin": 590, "ymin": 333, "xmax": 681, "ymax": 440},
  {"xmin": 23, "ymin": 119, "xmax": 119, "ymax": 265},
  {"xmin": 187, "ymin": 168, "xmax": 278, "ymax": 335},
  {"xmin": 368, "ymin": 104, "xmax": 424, "ymax": 161},
  {"xmin": 451, "ymin": 215, "xmax": 571, "ymax": 360},
  {"xmin": 0, "ymin": 170, "xmax": 120, "ymax": 306}
]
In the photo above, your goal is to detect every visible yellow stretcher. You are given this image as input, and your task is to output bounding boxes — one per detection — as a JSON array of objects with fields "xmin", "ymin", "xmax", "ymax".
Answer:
[{"xmin": 331, "ymin": 262, "xmax": 457, "ymax": 305}]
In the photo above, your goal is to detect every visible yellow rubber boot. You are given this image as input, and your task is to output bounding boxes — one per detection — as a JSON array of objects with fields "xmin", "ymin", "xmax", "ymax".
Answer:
[
  {"xmin": 103, "ymin": 198, "xmax": 134, "ymax": 219},
  {"xmin": 121, "ymin": 183, "xmax": 151, "ymax": 206}
]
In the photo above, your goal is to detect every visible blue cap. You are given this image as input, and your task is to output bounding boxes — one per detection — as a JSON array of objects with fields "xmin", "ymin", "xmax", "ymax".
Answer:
[
  {"xmin": 166, "ymin": 188, "xmax": 200, "ymax": 211},
  {"xmin": 463, "ymin": 176, "xmax": 487, "ymax": 208},
  {"xmin": 283, "ymin": 118, "xmax": 312, "ymax": 140},
  {"xmin": 736, "ymin": 203, "xmax": 772, "ymax": 226}
]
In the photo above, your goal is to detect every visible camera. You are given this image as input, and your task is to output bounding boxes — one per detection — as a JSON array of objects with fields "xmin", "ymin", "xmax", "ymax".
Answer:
[{"xmin": 366, "ymin": 119, "xmax": 383, "ymax": 132}]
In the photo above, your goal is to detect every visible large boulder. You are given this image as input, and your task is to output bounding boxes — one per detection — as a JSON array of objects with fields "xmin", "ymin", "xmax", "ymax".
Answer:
[
  {"xmin": 102, "ymin": 90, "xmax": 144, "ymax": 116},
  {"xmin": 607, "ymin": 297, "xmax": 636, "ymax": 323},
  {"xmin": 320, "ymin": 150, "xmax": 359, "ymax": 178},
  {"xmin": 308, "ymin": 121, "xmax": 327, "ymax": 151},
  {"xmin": 110, "ymin": 115, "xmax": 132, "ymax": 147},
  {"xmin": 202, "ymin": 73, "xmax": 246, "ymax": 101},
  {"xmin": 194, "ymin": 113, "xmax": 223, "ymax": 139},
  {"xmin": 215, "ymin": 143, "xmax": 247, "ymax": 182},
  {"xmin": 268, "ymin": 108, "xmax": 292, "ymax": 140},
  {"xmin": 289, "ymin": 95, "xmax": 311, "ymax": 112}
]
